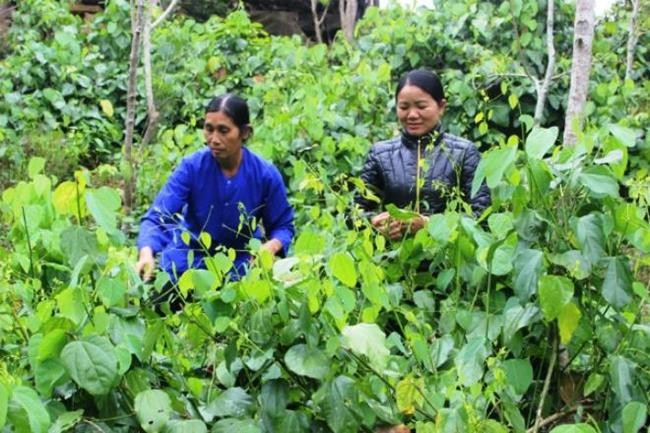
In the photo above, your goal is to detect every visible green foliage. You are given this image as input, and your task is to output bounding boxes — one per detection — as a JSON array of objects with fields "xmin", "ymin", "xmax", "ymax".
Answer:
[{"xmin": 0, "ymin": 1, "xmax": 648, "ymax": 432}]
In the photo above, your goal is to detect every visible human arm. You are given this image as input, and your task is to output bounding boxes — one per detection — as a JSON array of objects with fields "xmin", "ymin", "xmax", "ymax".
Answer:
[
  {"xmin": 135, "ymin": 158, "xmax": 193, "ymax": 279},
  {"xmin": 260, "ymin": 166, "xmax": 295, "ymax": 256},
  {"xmin": 354, "ymin": 146, "xmax": 384, "ymax": 214}
]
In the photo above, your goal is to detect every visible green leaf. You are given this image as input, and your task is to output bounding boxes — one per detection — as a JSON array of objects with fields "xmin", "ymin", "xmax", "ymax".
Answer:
[
  {"xmin": 576, "ymin": 214, "xmax": 606, "ymax": 266},
  {"xmin": 135, "ymin": 390, "xmax": 172, "ymax": 433},
  {"xmin": 583, "ymin": 373, "xmax": 604, "ymax": 397},
  {"xmin": 284, "ymin": 344, "xmax": 329, "ymax": 380},
  {"xmin": 0, "ymin": 384, "xmax": 8, "ymax": 428},
  {"xmin": 471, "ymin": 145, "xmax": 517, "ymax": 197},
  {"xmin": 341, "ymin": 323, "xmax": 389, "ymax": 371},
  {"xmin": 478, "ymin": 419, "xmax": 509, "ymax": 433},
  {"xmin": 386, "ymin": 203, "xmax": 419, "ymax": 221},
  {"xmin": 260, "ymin": 380, "xmax": 289, "ymax": 416},
  {"xmin": 85, "ymin": 187, "xmax": 121, "ymax": 233},
  {"xmin": 314, "ymin": 376, "xmax": 359, "ymax": 432},
  {"xmin": 100, "ymin": 99, "xmax": 114, "ymax": 117},
  {"xmin": 550, "ymin": 250, "xmax": 591, "ymax": 280},
  {"xmin": 163, "ymin": 420, "xmax": 208, "ymax": 433},
  {"xmin": 201, "ymin": 387, "xmax": 253, "ymax": 422},
  {"xmin": 49, "ymin": 410, "xmax": 84, "ymax": 433},
  {"xmin": 558, "ymin": 302, "xmax": 581, "ymax": 344},
  {"xmin": 60, "ymin": 336, "xmax": 119, "ymax": 396},
  {"xmin": 609, "ymin": 355, "xmax": 636, "ymax": 403},
  {"xmin": 97, "ymin": 277, "xmax": 127, "ymax": 308},
  {"xmin": 512, "ymin": 248, "xmax": 544, "ymax": 301},
  {"xmin": 37, "ymin": 328, "xmax": 67, "ymax": 362},
  {"xmin": 7, "ymin": 386, "xmax": 51, "ymax": 433},
  {"xmin": 601, "ymin": 257, "xmax": 633, "ymax": 309},
  {"xmin": 329, "ymin": 252, "xmax": 357, "ymax": 288},
  {"xmin": 396, "ymin": 376, "xmax": 425, "ymax": 415},
  {"xmin": 268, "ymin": 410, "xmax": 310, "ymax": 433},
  {"xmin": 538, "ymin": 275, "xmax": 574, "ymax": 321},
  {"xmin": 578, "ymin": 166, "xmax": 620, "ymax": 198},
  {"xmin": 60, "ymin": 225, "xmax": 98, "ymax": 268},
  {"xmin": 501, "ymin": 358, "xmax": 533, "ymax": 395},
  {"xmin": 210, "ymin": 418, "xmax": 260, "ymax": 433},
  {"xmin": 28, "ymin": 157, "xmax": 46, "ymax": 179},
  {"xmin": 455, "ymin": 337, "xmax": 489, "ymax": 386},
  {"xmin": 34, "ymin": 359, "xmax": 67, "ymax": 396},
  {"xmin": 525, "ymin": 126, "xmax": 558, "ymax": 159},
  {"xmin": 622, "ymin": 401, "xmax": 647, "ymax": 433},
  {"xmin": 608, "ymin": 124, "xmax": 638, "ymax": 147},
  {"xmin": 549, "ymin": 424, "xmax": 597, "ymax": 433}
]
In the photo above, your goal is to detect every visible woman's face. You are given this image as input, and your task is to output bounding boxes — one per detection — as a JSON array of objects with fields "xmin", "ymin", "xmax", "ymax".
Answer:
[
  {"xmin": 396, "ymin": 85, "xmax": 447, "ymax": 136},
  {"xmin": 203, "ymin": 111, "xmax": 248, "ymax": 163}
]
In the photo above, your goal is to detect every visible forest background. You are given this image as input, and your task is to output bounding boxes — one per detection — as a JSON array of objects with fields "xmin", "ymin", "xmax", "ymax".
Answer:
[{"xmin": 0, "ymin": 0, "xmax": 649, "ymax": 432}]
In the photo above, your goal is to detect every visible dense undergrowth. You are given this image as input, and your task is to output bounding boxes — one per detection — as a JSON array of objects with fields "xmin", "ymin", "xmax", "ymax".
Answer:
[{"xmin": 0, "ymin": 1, "xmax": 649, "ymax": 432}]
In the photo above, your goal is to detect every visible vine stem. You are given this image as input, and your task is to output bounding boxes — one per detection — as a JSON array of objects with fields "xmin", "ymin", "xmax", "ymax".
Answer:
[
  {"xmin": 532, "ymin": 333, "xmax": 558, "ymax": 433},
  {"xmin": 21, "ymin": 206, "xmax": 35, "ymax": 279}
]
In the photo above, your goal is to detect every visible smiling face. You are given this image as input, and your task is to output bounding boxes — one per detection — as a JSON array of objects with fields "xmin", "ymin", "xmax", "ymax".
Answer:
[
  {"xmin": 203, "ymin": 111, "xmax": 249, "ymax": 165},
  {"xmin": 396, "ymin": 84, "xmax": 447, "ymax": 136}
]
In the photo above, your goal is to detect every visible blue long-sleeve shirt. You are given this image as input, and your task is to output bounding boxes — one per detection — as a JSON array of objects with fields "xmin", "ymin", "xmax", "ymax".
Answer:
[{"xmin": 137, "ymin": 147, "xmax": 294, "ymax": 280}]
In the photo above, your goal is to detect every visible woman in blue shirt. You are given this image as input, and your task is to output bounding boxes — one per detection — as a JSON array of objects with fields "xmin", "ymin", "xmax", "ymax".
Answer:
[{"xmin": 135, "ymin": 94, "xmax": 295, "ymax": 287}]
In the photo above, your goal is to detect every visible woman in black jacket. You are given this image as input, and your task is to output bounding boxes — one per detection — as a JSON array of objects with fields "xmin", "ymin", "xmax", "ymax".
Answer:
[{"xmin": 356, "ymin": 69, "xmax": 491, "ymax": 240}]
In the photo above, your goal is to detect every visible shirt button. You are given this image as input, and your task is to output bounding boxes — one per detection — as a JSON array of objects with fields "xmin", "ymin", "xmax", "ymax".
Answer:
[
  {"xmin": 225, "ymin": 202, "xmax": 229, "ymax": 206},
  {"xmin": 227, "ymin": 180, "xmax": 231, "ymax": 184}
]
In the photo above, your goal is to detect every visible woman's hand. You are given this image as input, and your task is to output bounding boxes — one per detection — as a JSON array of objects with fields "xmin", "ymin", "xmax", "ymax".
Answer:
[
  {"xmin": 135, "ymin": 247, "xmax": 155, "ymax": 282},
  {"xmin": 371, "ymin": 212, "xmax": 404, "ymax": 240},
  {"xmin": 260, "ymin": 239, "xmax": 283, "ymax": 256},
  {"xmin": 371, "ymin": 212, "xmax": 429, "ymax": 240}
]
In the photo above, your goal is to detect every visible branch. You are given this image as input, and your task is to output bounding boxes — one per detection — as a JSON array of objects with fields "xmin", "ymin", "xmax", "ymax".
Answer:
[
  {"xmin": 151, "ymin": 0, "xmax": 180, "ymax": 29},
  {"xmin": 311, "ymin": 0, "xmax": 324, "ymax": 43},
  {"xmin": 625, "ymin": 0, "xmax": 640, "ymax": 81},
  {"xmin": 533, "ymin": 0, "xmax": 556, "ymax": 125},
  {"xmin": 532, "ymin": 334, "xmax": 558, "ymax": 433}
]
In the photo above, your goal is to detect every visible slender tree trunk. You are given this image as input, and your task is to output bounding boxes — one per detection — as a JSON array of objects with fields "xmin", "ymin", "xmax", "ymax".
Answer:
[
  {"xmin": 142, "ymin": 0, "xmax": 159, "ymax": 146},
  {"xmin": 533, "ymin": 0, "xmax": 556, "ymax": 125},
  {"xmin": 563, "ymin": 0, "xmax": 595, "ymax": 147},
  {"xmin": 123, "ymin": 0, "xmax": 145, "ymax": 215},
  {"xmin": 311, "ymin": 0, "xmax": 329, "ymax": 43},
  {"xmin": 339, "ymin": 0, "xmax": 358, "ymax": 43},
  {"xmin": 625, "ymin": 0, "xmax": 640, "ymax": 81}
]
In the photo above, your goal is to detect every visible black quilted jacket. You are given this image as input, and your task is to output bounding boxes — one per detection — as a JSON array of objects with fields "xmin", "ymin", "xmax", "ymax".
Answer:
[{"xmin": 355, "ymin": 129, "xmax": 491, "ymax": 216}]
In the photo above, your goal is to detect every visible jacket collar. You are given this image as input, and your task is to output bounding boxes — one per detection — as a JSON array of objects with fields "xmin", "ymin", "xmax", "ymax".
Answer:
[{"xmin": 400, "ymin": 124, "xmax": 444, "ymax": 150}]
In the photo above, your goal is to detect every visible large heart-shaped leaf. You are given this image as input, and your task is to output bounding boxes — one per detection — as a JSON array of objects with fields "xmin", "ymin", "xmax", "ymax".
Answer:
[
  {"xmin": 60, "ymin": 336, "xmax": 119, "ymax": 396},
  {"xmin": 284, "ymin": 344, "xmax": 329, "ymax": 380}
]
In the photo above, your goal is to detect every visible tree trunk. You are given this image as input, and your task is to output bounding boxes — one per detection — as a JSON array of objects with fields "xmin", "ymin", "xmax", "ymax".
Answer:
[
  {"xmin": 533, "ymin": 0, "xmax": 556, "ymax": 125},
  {"xmin": 123, "ymin": 0, "xmax": 145, "ymax": 216},
  {"xmin": 562, "ymin": 0, "xmax": 595, "ymax": 147},
  {"xmin": 625, "ymin": 0, "xmax": 640, "ymax": 81},
  {"xmin": 142, "ymin": 0, "xmax": 159, "ymax": 146},
  {"xmin": 310, "ymin": 0, "xmax": 329, "ymax": 43},
  {"xmin": 339, "ymin": 0, "xmax": 357, "ymax": 43}
]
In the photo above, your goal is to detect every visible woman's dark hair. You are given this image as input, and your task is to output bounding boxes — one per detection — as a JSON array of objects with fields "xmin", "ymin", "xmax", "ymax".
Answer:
[
  {"xmin": 205, "ymin": 94, "xmax": 250, "ymax": 130},
  {"xmin": 395, "ymin": 69, "xmax": 445, "ymax": 103}
]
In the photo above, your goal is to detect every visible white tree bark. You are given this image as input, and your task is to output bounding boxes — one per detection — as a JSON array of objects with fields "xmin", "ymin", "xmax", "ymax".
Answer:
[
  {"xmin": 339, "ymin": 0, "xmax": 358, "ymax": 43},
  {"xmin": 533, "ymin": 0, "xmax": 556, "ymax": 125},
  {"xmin": 311, "ymin": 0, "xmax": 330, "ymax": 43},
  {"xmin": 563, "ymin": 0, "xmax": 595, "ymax": 147},
  {"xmin": 625, "ymin": 0, "xmax": 640, "ymax": 80}
]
